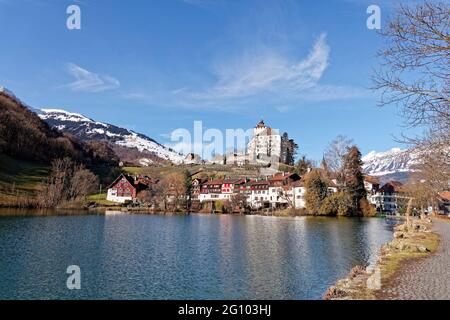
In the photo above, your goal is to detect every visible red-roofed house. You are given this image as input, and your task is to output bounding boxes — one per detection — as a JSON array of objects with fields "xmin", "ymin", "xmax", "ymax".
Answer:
[
  {"xmin": 106, "ymin": 174, "xmax": 154, "ymax": 203},
  {"xmin": 438, "ymin": 191, "xmax": 450, "ymax": 215}
]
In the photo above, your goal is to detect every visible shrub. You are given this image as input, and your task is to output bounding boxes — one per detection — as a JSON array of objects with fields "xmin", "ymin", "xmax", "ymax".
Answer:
[
  {"xmin": 360, "ymin": 198, "xmax": 377, "ymax": 217},
  {"xmin": 319, "ymin": 192, "xmax": 352, "ymax": 216},
  {"xmin": 304, "ymin": 169, "xmax": 328, "ymax": 214}
]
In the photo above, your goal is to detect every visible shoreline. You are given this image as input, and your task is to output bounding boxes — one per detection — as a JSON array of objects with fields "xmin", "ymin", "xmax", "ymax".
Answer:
[{"xmin": 324, "ymin": 217, "xmax": 440, "ymax": 300}]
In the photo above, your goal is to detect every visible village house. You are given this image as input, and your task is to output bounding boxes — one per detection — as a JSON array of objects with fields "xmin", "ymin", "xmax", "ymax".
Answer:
[
  {"xmin": 438, "ymin": 191, "xmax": 450, "ymax": 215},
  {"xmin": 225, "ymin": 152, "xmax": 248, "ymax": 167},
  {"xmin": 364, "ymin": 175, "xmax": 380, "ymax": 194},
  {"xmin": 106, "ymin": 174, "xmax": 155, "ymax": 203},
  {"xmin": 195, "ymin": 172, "xmax": 306, "ymax": 210},
  {"xmin": 291, "ymin": 181, "xmax": 306, "ymax": 209},
  {"xmin": 185, "ymin": 153, "xmax": 202, "ymax": 164},
  {"xmin": 191, "ymin": 178, "xmax": 206, "ymax": 201},
  {"xmin": 198, "ymin": 178, "xmax": 247, "ymax": 203},
  {"xmin": 190, "ymin": 177, "xmax": 207, "ymax": 211},
  {"xmin": 369, "ymin": 180, "xmax": 404, "ymax": 213},
  {"xmin": 248, "ymin": 180, "xmax": 271, "ymax": 209},
  {"xmin": 198, "ymin": 179, "xmax": 225, "ymax": 202},
  {"xmin": 267, "ymin": 172, "xmax": 302, "ymax": 209}
]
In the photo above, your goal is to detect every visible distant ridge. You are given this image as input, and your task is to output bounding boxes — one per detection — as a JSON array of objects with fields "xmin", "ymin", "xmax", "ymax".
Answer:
[
  {"xmin": 362, "ymin": 148, "xmax": 419, "ymax": 183},
  {"xmin": 36, "ymin": 108, "xmax": 187, "ymax": 165}
]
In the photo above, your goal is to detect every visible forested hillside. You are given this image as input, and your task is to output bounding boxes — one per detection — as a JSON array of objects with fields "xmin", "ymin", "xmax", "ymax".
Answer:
[{"xmin": 0, "ymin": 91, "xmax": 118, "ymax": 166}]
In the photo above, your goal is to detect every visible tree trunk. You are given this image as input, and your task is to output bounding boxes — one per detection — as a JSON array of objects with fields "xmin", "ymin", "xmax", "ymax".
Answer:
[{"xmin": 406, "ymin": 198, "xmax": 413, "ymax": 231}]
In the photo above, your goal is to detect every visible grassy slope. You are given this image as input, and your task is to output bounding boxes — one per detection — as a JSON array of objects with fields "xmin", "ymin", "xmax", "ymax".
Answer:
[
  {"xmin": 87, "ymin": 192, "xmax": 119, "ymax": 206},
  {"xmin": 0, "ymin": 154, "xmax": 49, "ymax": 205},
  {"xmin": 122, "ymin": 163, "xmax": 262, "ymax": 180},
  {"xmin": 87, "ymin": 163, "xmax": 262, "ymax": 206},
  {"xmin": 0, "ymin": 160, "xmax": 262, "ymax": 206}
]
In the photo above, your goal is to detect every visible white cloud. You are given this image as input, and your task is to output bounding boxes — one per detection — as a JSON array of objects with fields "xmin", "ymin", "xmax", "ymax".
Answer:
[
  {"xmin": 194, "ymin": 33, "xmax": 329, "ymax": 100},
  {"xmin": 124, "ymin": 33, "xmax": 368, "ymax": 111},
  {"xmin": 64, "ymin": 63, "xmax": 120, "ymax": 93}
]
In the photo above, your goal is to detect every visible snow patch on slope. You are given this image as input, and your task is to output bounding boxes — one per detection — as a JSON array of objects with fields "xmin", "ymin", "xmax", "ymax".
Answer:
[
  {"xmin": 362, "ymin": 148, "xmax": 419, "ymax": 176},
  {"xmin": 37, "ymin": 108, "xmax": 186, "ymax": 164},
  {"xmin": 40, "ymin": 108, "xmax": 96, "ymax": 123},
  {"xmin": 115, "ymin": 132, "xmax": 186, "ymax": 164}
]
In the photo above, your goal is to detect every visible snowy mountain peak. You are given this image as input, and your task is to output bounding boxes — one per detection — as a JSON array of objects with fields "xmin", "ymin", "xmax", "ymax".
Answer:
[
  {"xmin": 362, "ymin": 148, "xmax": 419, "ymax": 179},
  {"xmin": 37, "ymin": 108, "xmax": 187, "ymax": 165},
  {"xmin": 40, "ymin": 108, "xmax": 97, "ymax": 124}
]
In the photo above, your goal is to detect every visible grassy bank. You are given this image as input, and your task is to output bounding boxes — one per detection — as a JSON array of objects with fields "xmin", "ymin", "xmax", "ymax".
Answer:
[{"xmin": 0, "ymin": 154, "xmax": 49, "ymax": 206}]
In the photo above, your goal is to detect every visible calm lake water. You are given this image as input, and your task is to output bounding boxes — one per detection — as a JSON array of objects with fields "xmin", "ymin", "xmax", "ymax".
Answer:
[{"xmin": 0, "ymin": 210, "xmax": 396, "ymax": 300}]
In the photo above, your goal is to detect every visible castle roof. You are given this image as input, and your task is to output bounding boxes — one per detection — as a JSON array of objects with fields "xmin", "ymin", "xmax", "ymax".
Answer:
[{"xmin": 256, "ymin": 120, "xmax": 266, "ymax": 128}]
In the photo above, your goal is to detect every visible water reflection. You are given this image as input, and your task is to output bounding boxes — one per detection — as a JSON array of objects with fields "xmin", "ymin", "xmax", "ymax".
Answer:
[{"xmin": 0, "ymin": 210, "xmax": 394, "ymax": 300}]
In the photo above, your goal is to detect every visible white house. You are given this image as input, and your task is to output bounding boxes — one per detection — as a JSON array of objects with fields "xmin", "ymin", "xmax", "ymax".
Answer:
[
  {"xmin": 247, "ymin": 180, "xmax": 271, "ymax": 209},
  {"xmin": 269, "ymin": 183, "xmax": 306, "ymax": 210},
  {"xmin": 293, "ymin": 185, "xmax": 306, "ymax": 209},
  {"xmin": 369, "ymin": 181, "xmax": 403, "ymax": 213}
]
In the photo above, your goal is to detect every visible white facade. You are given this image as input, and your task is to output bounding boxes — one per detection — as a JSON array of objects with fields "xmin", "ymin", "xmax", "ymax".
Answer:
[
  {"xmin": 268, "ymin": 187, "xmax": 290, "ymax": 206},
  {"xmin": 293, "ymin": 187, "xmax": 306, "ymax": 209},
  {"xmin": 247, "ymin": 121, "xmax": 281, "ymax": 165},
  {"xmin": 369, "ymin": 193, "xmax": 400, "ymax": 212},
  {"xmin": 198, "ymin": 193, "xmax": 231, "ymax": 202},
  {"xmin": 267, "ymin": 186, "xmax": 306, "ymax": 209},
  {"xmin": 106, "ymin": 189, "xmax": 132, "ymax": 203},
  {"xmin": 248, "ymin": 189, "xmax": 270, "ymax": 209},
  {"xmin": 225, "ymin": 153, "xmax": 248, "ymax": 166}
]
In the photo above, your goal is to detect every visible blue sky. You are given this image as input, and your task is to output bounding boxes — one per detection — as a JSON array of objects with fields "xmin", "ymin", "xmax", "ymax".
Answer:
[{"xmin": 0, "ymin": 0, "xmax": 423, "ymax": 161}]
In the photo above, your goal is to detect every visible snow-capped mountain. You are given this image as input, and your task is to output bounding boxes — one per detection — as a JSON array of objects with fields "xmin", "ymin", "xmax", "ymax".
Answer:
[
  {"xmin": 362, "ymin": 148, "xmax": 419, "ymax": 182},
  {"xmin": 37, "ymin": 108, "xmax": 186, "ymax": 165},
  {"xmin": 1, "ymin": 86, "xmax": 186, "ymax": 165}
]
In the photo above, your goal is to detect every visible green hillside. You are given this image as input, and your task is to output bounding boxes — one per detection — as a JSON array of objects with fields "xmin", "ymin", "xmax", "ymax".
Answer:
[{"xmin": 0, "ymin": 154, "xmax": 49, "ymax": 206}]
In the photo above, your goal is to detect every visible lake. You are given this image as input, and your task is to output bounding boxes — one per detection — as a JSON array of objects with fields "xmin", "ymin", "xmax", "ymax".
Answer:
[{"xmin": 0, "ymin": 210, "xmax": 396, "ymax": 300}]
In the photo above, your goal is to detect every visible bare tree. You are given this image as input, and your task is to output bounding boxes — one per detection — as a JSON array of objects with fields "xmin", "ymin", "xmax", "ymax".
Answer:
[
  {"xmin": 156, "ymin": 172, "xmax": 187, "ymax": 211},
  {"xmin": 373, "ymin": 2, "xmax": 449, "ymax": 127},
  {"xmin": 411, "ymin": 151, "xmax": 449, "ymax": 210},
  {"xmin": 324, "ymin": 135, "xmax": 354, "ymax": 183},
  {"xmin": 37, "ymin": 158, "xmax": 98, "ymax": 208},
  {"xmin": 230, "ymin": 193, "xmax": 249, "ymax": 213},
  {"xmin": 276, "ymin": 188, "xmax": 294, "ymax": 209},
  {"xmin": 373, "ymin": 2, "xmax": 449, "ymax": 153},
  {"xmin": 68, "ymin": 165, "xmax": 98, "ymax": 202},
  {"xmin": 372, "ymin": 2, "xmax": 450, "ymax": 212}
]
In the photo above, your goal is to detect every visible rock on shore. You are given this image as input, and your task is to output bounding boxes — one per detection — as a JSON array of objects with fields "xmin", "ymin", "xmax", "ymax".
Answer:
[{"xmin": 324, "ymin": 218, "xmax": 436, "ymax": 300}]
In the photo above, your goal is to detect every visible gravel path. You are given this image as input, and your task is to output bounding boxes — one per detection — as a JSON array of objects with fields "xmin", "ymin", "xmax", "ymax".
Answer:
[{"xmin": 379, "ymin": 220, "xmax": 450, "ymax": 300}]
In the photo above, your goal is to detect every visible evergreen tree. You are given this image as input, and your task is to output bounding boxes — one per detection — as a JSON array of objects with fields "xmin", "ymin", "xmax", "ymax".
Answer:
[
  {"xmin": 304, "ymin": 169, "xmax": 329, "ymax": 214},
  {"xmin": 295, "ymin": 156, "xmax": 314, "ymax": 176},
  {"xmin": 183, "ymin": 169, "xmax": 193, "ymax": 210},
  {"xmin": 280, "ymin": 132, "xmax": 298, "ymax": 166},
  {"xmin": 342, "ymin": 146, "xmax": 367, "ymax": 215}
]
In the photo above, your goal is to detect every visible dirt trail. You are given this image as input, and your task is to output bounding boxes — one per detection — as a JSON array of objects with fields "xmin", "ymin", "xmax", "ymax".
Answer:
[{"xmin": 379, "ymin": 220, "xmax": 450, "ymax": 300}]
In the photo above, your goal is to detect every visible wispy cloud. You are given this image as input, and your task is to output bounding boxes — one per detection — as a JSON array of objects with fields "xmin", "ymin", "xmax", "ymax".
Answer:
[
  {"xmin": 195, "ymin": 33, "xmax": 329, "ymax": 100},
  {"xmin": 124, "ymin": 33, "xmax": 368, "ymax": 112},
  {"xmin": 63, "ymin": 63, "xmax": 120, "ymax": 93}
]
